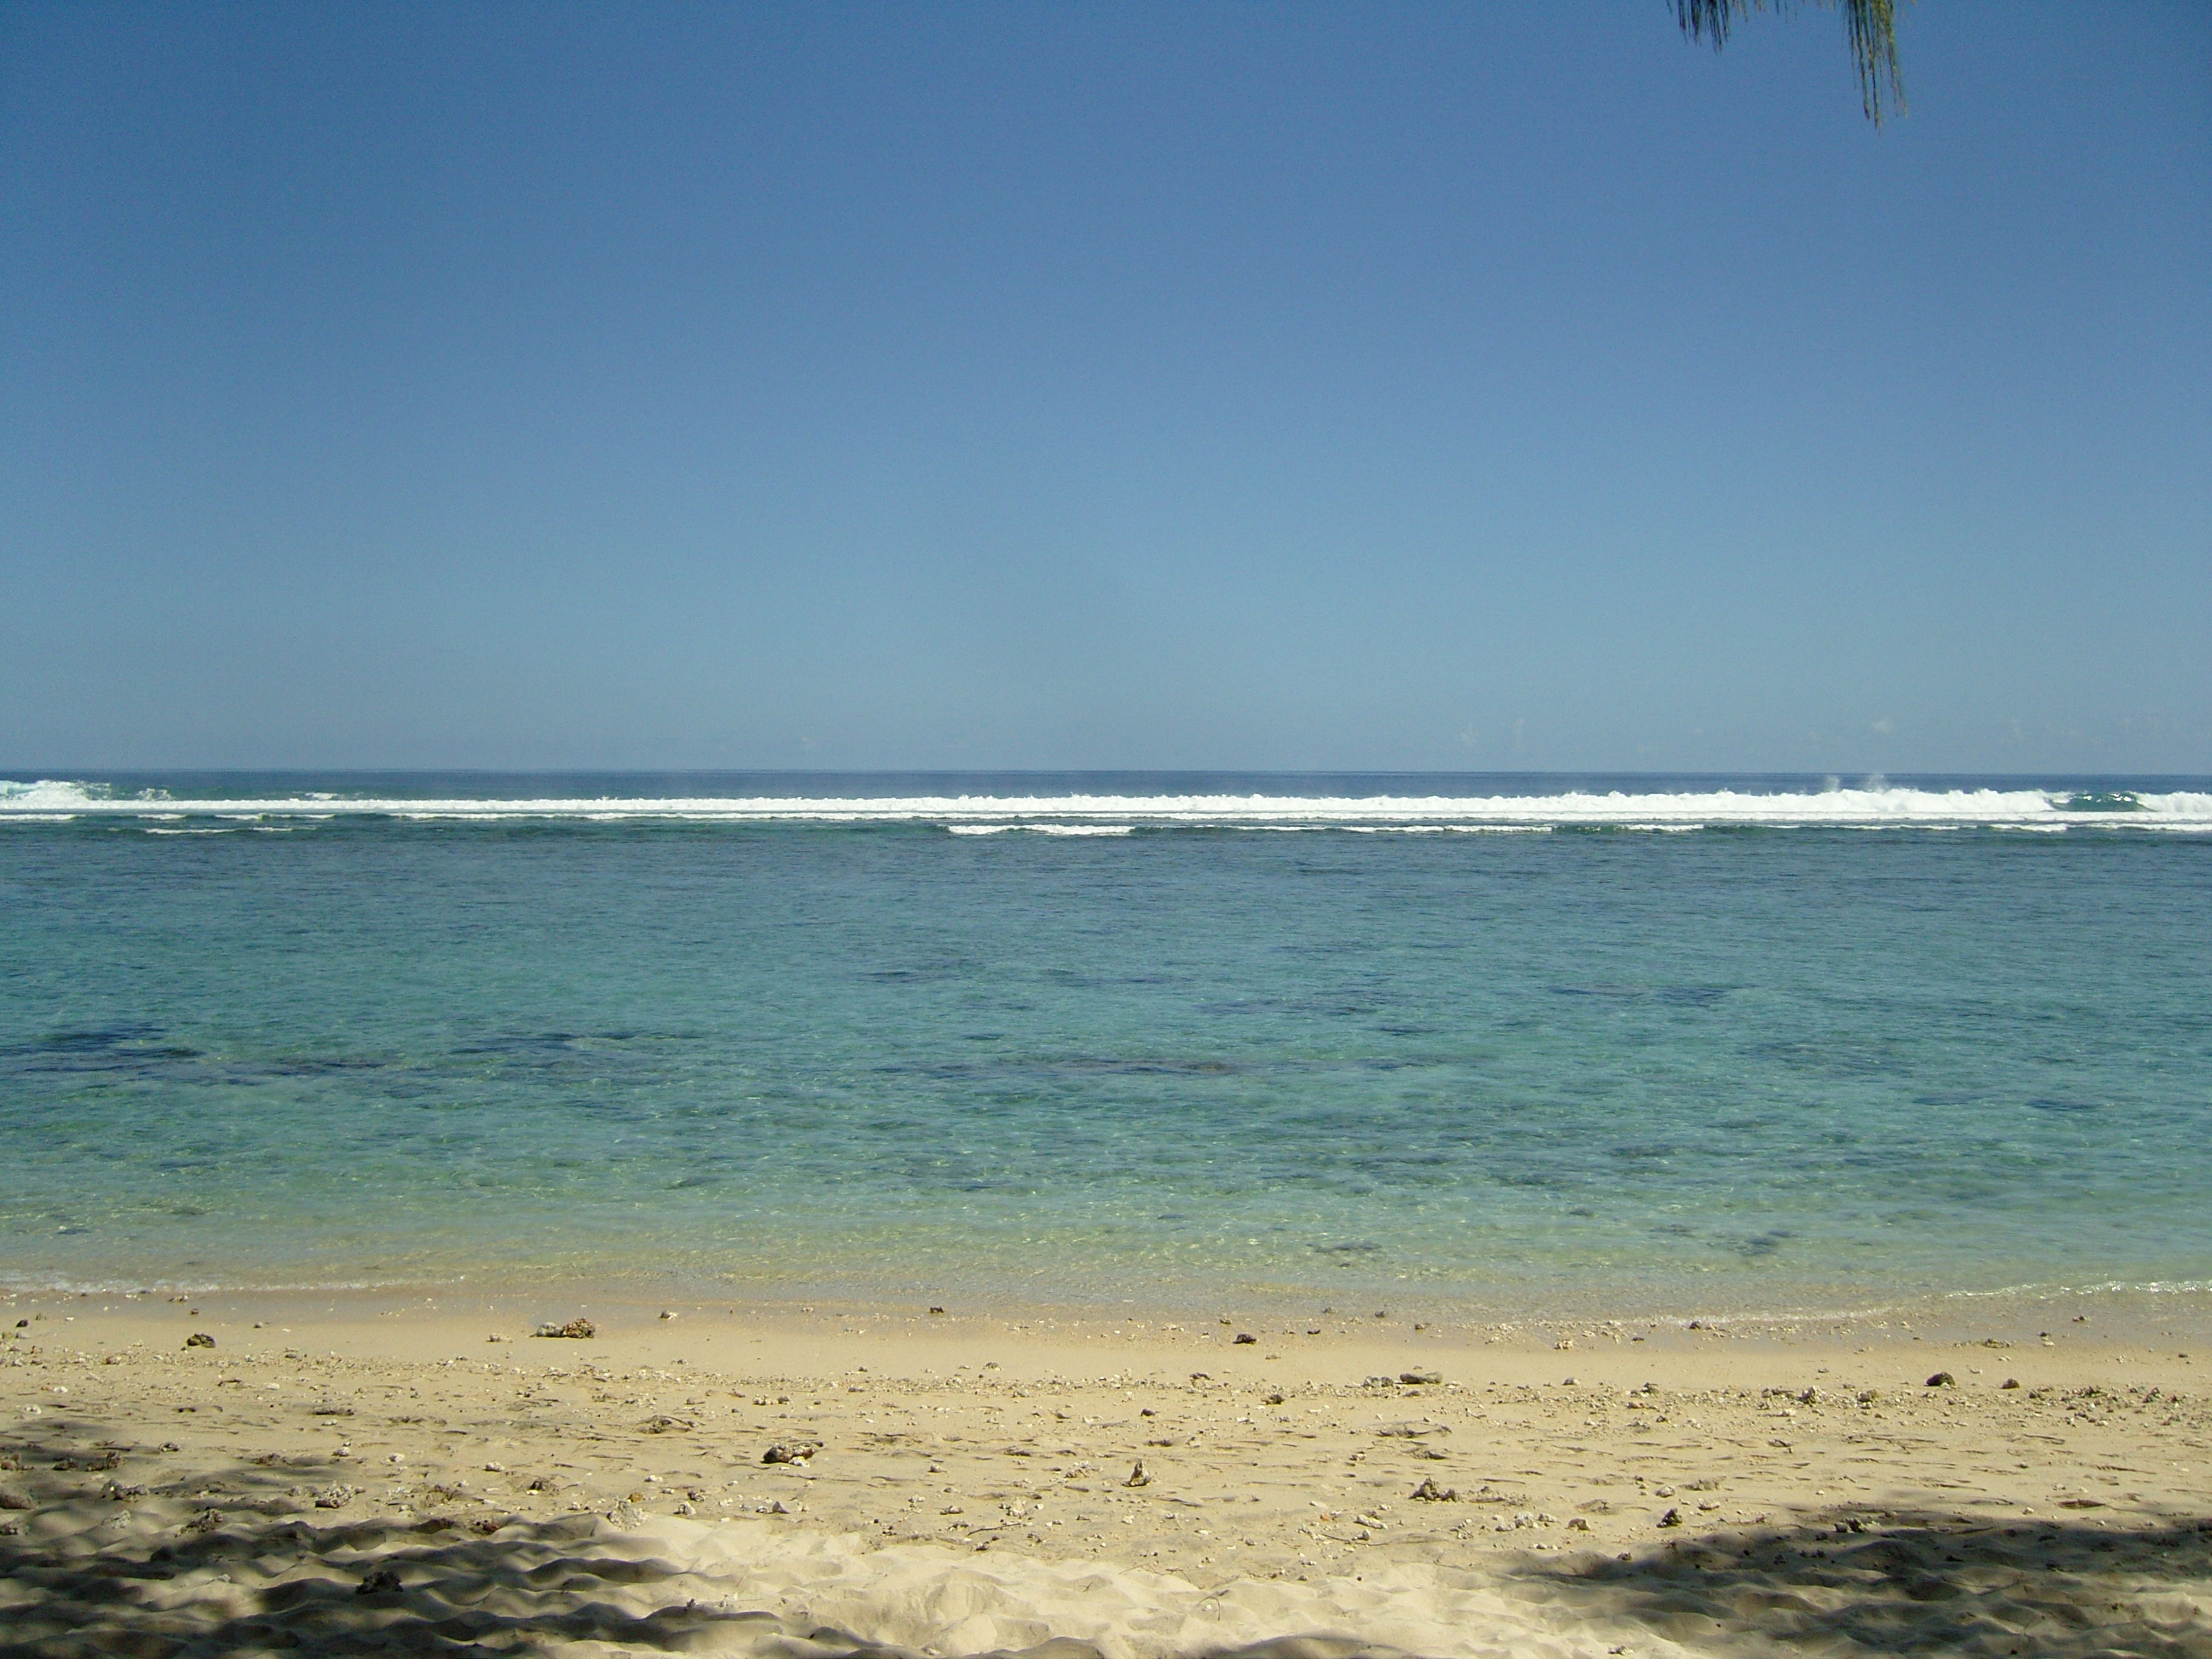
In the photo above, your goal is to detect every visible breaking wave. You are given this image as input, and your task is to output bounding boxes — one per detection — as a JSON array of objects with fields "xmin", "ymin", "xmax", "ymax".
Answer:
[{"xmin": 5, "ymin": 777, "xmax": 2210, "ymax": 832}]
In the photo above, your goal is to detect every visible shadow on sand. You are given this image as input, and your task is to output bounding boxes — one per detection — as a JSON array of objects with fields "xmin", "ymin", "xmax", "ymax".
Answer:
[
  {"xmin": 2, "ymin": 1415, "xmax": 2208, "ymax": 1657},
  {"xmin": 1521, "ymin": 1507, "xmax": 2212, "ymax": 1658}
]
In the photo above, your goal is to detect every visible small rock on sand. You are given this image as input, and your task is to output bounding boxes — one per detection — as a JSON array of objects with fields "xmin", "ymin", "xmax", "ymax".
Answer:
[{"xmin": 534, "ymin": 1319, "xmax": 595, "ymax": 1339}]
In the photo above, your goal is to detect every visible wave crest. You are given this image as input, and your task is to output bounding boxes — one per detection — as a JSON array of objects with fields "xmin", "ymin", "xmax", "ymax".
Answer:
[{"xmin": 5, "ymin": 779, "xmax": 2209, "ymax": 831}]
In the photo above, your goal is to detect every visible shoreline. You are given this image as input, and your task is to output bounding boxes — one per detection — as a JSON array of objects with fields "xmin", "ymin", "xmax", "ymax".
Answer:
[
  {"xmin": 5, "ymin": 1285, "xmax": 2209, "ymax": 1655},
  {"xmin": 8, "ymin": 1271, "xmax": 2210, "ymax": 1354}
]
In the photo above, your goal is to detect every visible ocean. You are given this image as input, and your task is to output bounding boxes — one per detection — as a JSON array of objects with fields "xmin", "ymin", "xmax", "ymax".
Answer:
[{"xmin": 4, "ymin": 772, "xmax": 2208, "ymax": 1320}]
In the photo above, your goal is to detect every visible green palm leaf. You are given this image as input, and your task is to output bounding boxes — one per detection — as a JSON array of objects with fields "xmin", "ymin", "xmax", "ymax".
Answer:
[{"xmin": 1675, "ymin": 0, "xmax": 1905, "ymax": 125}]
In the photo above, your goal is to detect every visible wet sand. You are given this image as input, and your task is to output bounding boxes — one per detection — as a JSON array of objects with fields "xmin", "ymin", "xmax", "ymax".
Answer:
[{"xmin": 4, "ymin": 1288, "xmax": 2209, "ymax": 1656}]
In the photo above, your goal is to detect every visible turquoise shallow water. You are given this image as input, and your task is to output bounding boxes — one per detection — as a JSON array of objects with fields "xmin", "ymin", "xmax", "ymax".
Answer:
[{"xmin": 2, "ymin": 772, "xmax": 2208, "ymax": 1316}]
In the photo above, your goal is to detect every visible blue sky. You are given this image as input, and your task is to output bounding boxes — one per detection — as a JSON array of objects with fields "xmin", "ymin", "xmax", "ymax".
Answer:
[{"xmin": 4, "ymin": 1, "xmax": 2206, "ymax": 773}]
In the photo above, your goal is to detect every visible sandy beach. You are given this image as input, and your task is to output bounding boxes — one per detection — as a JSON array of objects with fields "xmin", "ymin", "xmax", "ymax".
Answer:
[{"xmin": 4, "ymin": 1287, "xmax": 2208, "ymax": 1657}]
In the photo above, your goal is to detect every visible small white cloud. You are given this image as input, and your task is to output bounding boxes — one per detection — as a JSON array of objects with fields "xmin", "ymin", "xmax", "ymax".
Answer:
[{"xmin": 1871, "ymin": 717, "xmax": 1895, "ymax": 736}]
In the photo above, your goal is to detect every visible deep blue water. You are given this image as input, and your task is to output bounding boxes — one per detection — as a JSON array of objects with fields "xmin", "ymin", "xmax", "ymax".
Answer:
[{"xmin": 2, "ymin": 772, "xmax": 2208, "ymax": 1315}]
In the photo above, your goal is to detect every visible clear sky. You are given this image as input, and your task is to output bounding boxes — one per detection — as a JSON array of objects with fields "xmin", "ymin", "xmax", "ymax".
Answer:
[{"xmin": 3, "ymin": 2, "xmax": 2207, "ymax": 774}]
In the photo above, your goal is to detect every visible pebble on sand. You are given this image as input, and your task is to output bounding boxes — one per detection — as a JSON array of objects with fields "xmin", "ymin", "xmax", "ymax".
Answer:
[{"xmin": 534, "ymin": 1319, "xmax": 595, "ymax": 1340}]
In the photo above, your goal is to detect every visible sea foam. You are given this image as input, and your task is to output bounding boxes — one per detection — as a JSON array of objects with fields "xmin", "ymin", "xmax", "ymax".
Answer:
[{"xmin": 4, "ymin": 777, "xmax": 2210, "ymax": 831}]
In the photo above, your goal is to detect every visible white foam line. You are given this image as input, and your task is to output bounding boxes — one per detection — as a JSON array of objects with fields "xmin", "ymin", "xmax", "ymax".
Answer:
[{"xmin": 5, "ymin": 780, "xmax": 2209, "ymax": 831}]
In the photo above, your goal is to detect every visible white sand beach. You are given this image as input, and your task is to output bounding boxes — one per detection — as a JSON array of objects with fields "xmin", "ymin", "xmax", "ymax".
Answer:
[{"xmin": 4, "ymin": 1289, "xmax": 2208, "ymax": 1656}]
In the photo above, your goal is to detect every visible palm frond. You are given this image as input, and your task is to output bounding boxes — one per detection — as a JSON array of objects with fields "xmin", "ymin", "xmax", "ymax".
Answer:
[{"xmin": 1673, "ymin": 0, "xmax": 1905, "ymax": 126}]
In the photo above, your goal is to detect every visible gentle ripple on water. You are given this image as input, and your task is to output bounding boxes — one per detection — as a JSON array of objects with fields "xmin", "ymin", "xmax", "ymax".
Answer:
[{"xmin": 1, "ymin": 772, "xmax": 2208, "ymax": 1314}]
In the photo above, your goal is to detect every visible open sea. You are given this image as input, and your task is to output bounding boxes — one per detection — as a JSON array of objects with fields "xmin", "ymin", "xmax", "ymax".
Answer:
[{"xmin": 3, "ymin": 772, "xmax": 2208, "ymax": 1320}]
